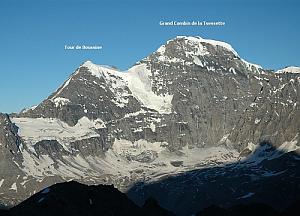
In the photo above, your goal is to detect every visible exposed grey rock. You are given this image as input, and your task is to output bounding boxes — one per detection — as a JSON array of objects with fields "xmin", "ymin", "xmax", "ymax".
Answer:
[{"xmin": 19, "ymin": 66, "xmax": 141, "ymax": 126}]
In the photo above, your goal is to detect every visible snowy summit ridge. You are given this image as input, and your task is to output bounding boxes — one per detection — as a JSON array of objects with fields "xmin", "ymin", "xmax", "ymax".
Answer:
[{"xmin": 175, "ymin": 36, "xmax": 240, "ymax": 57}]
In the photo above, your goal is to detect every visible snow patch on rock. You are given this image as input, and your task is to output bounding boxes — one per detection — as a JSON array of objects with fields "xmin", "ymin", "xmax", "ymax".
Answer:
[
  {"xmin": 0, "ymin": 179, "xmax": 4, "ymax": 187},
  {"xmin": 237, "ymin": 192, "xmax": 255, "ymax": 199},
  {"xmin": 193, "ymin": 56, "xmax": 204, "ymax": 67},
  {"xmin": 126, "ymin": 63, "xmax": 173, "ymax": 114},
  {"xmin": 10, "ymin": 183, "xmax": 17, "ymax": 191},
  {"xmin": 11, "ymin": 117, "xmax": 104, "ymax": 147},
  {"xmin": 241, "ymin": 59, "xmax": 263, "ymax": 73},
  {"xmin": 51, "ymin": 97, "xmax": 71, "ymax": 107}
]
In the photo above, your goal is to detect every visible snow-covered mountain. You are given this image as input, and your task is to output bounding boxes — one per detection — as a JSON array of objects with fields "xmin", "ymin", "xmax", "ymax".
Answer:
[
  {"xmin": 276, "ymin": 66, "xmax": 300, "ymax": 74},
  {"xmin": 0, "ymin": 36, "xmax": 299, "ymax": 215}
]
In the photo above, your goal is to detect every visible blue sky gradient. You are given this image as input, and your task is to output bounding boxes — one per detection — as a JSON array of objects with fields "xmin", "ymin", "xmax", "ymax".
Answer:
[{"xmin": 0, "ymin": 0, "xmax": 299, "ymax": 113}]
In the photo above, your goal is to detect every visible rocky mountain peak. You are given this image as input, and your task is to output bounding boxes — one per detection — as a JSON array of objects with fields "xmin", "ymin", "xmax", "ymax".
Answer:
[
  {"xmin": 173, "ymin": 36, "xmax": 239, "ymax": 57},
  {"xmin": 80, "ymin": 60, "xmax": 123, "ymax": 75},
  {"xmin": 140, "ymin": 36, "xmax": 264, "ymax": 77},
  {"xmin": 150, "ymin": 36, "xmax": 239, "ymax": 65}
]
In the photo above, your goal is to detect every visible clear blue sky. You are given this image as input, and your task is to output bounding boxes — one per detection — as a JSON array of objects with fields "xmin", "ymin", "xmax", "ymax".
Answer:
[{"xmin": 0, "ymin": 0, "xmax": 299, "ymax": 113}]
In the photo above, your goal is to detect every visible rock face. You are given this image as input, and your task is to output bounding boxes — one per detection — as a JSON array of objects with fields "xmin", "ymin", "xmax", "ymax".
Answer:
[{"xmin": 0, "ymin": 36, "xmax": 299, "ymax": 214}]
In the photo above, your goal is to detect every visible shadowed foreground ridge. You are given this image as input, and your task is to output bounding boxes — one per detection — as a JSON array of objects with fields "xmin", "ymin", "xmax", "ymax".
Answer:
[
  {"xmin": 0, "ymin": 181, "xmax": 174, "ymax": 216},
  {"xmin": 196, "ymin": 201, "xmax": 300, "ymax": 216},
  {"xmin": 0, "ymin": 180, "xmax": 299, "ymax": 216}
]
